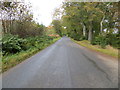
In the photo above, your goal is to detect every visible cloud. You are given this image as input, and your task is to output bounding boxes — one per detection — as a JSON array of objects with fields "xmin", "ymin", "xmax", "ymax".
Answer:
[{"xmin": 25, "ymin": 0, "xmax": 64, "ymax": 26}]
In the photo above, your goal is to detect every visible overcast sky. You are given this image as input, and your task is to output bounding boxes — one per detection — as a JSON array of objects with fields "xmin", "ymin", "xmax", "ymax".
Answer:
[{"xmin": 24, "ymin": 0, "xmax": 64, "ymax": 26}]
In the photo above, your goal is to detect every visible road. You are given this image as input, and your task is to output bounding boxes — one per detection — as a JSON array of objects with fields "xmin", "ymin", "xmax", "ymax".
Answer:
[{"xmin": 2, "ymin": 37, "xmax": 118, "ymax": 88}]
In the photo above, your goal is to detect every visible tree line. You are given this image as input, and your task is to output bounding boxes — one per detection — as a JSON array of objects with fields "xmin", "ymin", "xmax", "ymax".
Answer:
[
  {"xmin": 0, "ymin": 1, "xmax": 45, "ymax": 37},
  {"xmin": 52, "ymin": 2, "xmax": 119, "ymax": 48},
  {"xmin": 1, "ymin": 1, "xmax": 59, "ymax": 56}
]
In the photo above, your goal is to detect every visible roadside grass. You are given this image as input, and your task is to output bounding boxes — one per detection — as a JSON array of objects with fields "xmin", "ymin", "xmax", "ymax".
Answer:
[
  {"xmin": 73, "ymin": 40, "xmax": 118, "ymax": 58},
  {"xmin": 2, "ymin": 37, "xmax": 60, "ymax": 73}
]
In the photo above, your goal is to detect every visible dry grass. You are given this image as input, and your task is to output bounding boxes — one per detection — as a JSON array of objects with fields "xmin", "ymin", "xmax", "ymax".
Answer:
[{"xmin": 73, "ymin": 40, "xmax": 118, "ymax": 58}]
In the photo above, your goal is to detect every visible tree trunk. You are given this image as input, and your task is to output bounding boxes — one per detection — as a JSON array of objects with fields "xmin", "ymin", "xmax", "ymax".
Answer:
[
  {"xmin": 2, "ymin": 20, "xmax": 8, "ymax": 34},
  {"xmin": 0, "ymin": 20, "xmax": 3, "ymax": 34},
  {"xmin": 2, "ymin": 20, "xmax": 5, "ymax": 33},
  {"xmin": 81, "ymin": 22, "xmax": 86, "ymax": 36},
  {"xmin": 88, "ymin": 22, "xmax": 92, "ymax": 41},
  {"xmin": 100, "ymin": 15, "xmax": 105, "ymax": 33}
]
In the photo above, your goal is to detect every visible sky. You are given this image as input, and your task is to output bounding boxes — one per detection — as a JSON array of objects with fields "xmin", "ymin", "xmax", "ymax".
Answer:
[{"xmin": 24, "ymin": 0, "xmax": 64, "ymax": 26}]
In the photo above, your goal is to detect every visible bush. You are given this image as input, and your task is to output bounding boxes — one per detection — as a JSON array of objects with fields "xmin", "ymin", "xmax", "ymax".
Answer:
[
  {"xmin": 91, "ymin": 35, "xmax": 107, "ymax": 48},
  {"xmin": 91, "ymin": 33, "xmax": 120, "ymax": 49},
  {"xmin": 79, "ymin": 36, "xmax": 86, "ymax": 41},
  {"xmin": 2, "ymin": 34, "xmax": 57, "ymax": 56},
  {"xmin": 106, "ymin": 33, "xmax": 120, "ymax": 48},
  {"xmin": 2, "ymin": 34, "xmax": 26, "ymax": 55},
  {"xmin": 72, "ymin": 33, "xmax": 86, "ymax": 41}
]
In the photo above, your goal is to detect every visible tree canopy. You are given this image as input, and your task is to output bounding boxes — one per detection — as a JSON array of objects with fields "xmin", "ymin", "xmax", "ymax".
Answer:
[{"xmin": 52, "ymin": 2, "xmax": 119, "ymax": 48}]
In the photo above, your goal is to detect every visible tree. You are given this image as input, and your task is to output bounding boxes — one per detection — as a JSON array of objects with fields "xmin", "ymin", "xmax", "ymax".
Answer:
[
  {"xmin": 1, "ymin": 1, "xmax": 45, "ymax": 37},
  {"xmin": 52, "ymin": 2, "xmax": 119, "ymax": 48},
  {"xmin": 52, "ymin": 20, "xmax": 62, "ymax": 36}
]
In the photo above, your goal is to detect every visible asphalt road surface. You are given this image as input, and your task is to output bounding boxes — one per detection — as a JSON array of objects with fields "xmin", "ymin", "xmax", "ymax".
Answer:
[{"xmin": 2, "ymin": 37, "xmax": 118, "ymax": 88}]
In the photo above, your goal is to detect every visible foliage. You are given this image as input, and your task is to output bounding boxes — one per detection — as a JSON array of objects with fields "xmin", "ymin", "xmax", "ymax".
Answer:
[
  {"xmin": 1, "ymin": 1, "xmax": 46, "ymax": 37},
  {"xmin": 106, "ymin": 33, "xmax": 120, "ymax": 48},
  {"xmin": 2, "ymin": 34, "xmax": 26, "ymax": 55},
  {"xmin": 52, "ymin": 2, "xmax": 119, "ymax": 49},
  {"xmin": 52, "ymin": 20, "xmax": 63, "ymax": 36},
  {"xmin": 2, "ymin": 34, "xmax": 58, "ymax": 56},
  {"xmin": 2, "ymin": 36, "xmax": 60, "ymax": 72},
  {"xmin": 91, "ymin": 35, "xmax": 107, "ymax": 48},
  {"xmin": 91, "ymin": 33, "xmax": 120, "ymax": 48}
]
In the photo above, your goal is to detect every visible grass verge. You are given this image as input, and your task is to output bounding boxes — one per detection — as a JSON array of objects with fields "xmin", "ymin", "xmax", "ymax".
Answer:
[
  {"xmin": 2, "ymin": 37, "xmax": 60, "ymax": 73},
  {"xmin": 73, "ymin": 40, "xmax": 118, "ymax": 58}
]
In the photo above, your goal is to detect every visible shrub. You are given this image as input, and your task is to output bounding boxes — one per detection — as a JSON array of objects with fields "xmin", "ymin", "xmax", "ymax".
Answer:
[
  {"xmin": 72, "ymin": 33, "xmax": 86, "ymax": 41},
  {"xmin": 106, "ymin": 33, "xmax": 120, "ymax": 48},
  {"xmin": 91, "ymin": 35, "xmax": 107, "ymax": 48},
  {"xmin": 2, "ymin": 34, "xmax": 57, "ymax": 56},
  {"xmin": 2, "ymin": 34, "xmax": 26, "ymax": 55}
]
